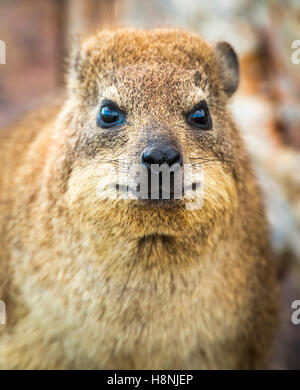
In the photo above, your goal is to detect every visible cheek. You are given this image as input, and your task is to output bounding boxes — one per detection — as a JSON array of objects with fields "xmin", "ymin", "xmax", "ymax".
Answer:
[
  {"xmin": 65, "ymin": 164, "xmax": 120, "ymax": 219},
  {"xmin": 201, "ymin": 163, "xmax": 239, "ymax": 224},
  {"xmin": 76, "ymin": 126, "xmax": 129, "ymax": 158}
]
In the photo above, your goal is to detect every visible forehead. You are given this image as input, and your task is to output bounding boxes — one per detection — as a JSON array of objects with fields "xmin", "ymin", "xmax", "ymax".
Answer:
[
  {"xmin": 80, "ymin": 29, "xmax": 219, "ymax": 109},
  {"xmin": 101, "ymin": 64, "xmax": 209, "ymax": 112},
  {"xmin": 83, "ymin": 29, "xmax": 213, "ymax": 69}
]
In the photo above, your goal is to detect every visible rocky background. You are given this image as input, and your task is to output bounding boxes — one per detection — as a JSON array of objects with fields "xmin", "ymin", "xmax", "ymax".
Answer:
[{"xmin": 0, "ymin": 0, "xmax": 299, "ymax": 369}]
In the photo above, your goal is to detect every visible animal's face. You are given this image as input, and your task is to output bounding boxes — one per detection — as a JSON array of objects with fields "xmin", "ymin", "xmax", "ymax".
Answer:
[{"xmin": 63, "ymin": 29, "xmax": 241, "ymax": 238}]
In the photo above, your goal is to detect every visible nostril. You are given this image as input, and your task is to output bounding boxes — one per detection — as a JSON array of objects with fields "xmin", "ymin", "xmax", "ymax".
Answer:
[
  {"xmin": 141, "ymin": 147, "xmax": 182, "ymax": 169},
  {"xmin": 165, "ymin": 147, "xmax": 182, "ymax": 167},
  {"xmin": 142, "ymin": 150, "xmax": 164, "ymax": 166}
]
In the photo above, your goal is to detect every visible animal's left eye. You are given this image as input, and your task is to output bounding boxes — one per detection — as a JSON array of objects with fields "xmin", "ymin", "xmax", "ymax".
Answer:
[
  {"xmin": 97, "ymin": 101, "xmax": 125, "ymax": 129},
  {"xmin": 186, "ymin": 102, "xmax": 212, "ymax": 130}
]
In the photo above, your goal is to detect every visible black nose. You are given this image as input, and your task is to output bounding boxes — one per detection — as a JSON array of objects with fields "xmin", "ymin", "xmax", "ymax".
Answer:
[{"xmin": 141, "ymin": 146, "xmax": 182, "ymax": 170}]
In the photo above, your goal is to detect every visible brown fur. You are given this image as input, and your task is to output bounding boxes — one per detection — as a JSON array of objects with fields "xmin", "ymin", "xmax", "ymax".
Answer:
[{"xmin": 0, "ymin": 28, "xmax": 278, "ymax": 369}]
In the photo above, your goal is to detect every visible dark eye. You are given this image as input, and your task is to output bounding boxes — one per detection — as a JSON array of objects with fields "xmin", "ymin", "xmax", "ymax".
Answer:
[
  {"xmin": 186, "ymin": 102, "xmax": 212, "ymax": 130},
  {"xmin": 97, "ymin": 101, "xmax": 125, "ymax": 128}
]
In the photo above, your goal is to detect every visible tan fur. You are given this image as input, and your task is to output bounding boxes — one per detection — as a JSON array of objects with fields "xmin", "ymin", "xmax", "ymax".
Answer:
[{"xmin": 0, "ymin": 28, "xmax": 278, "ymax": 369}]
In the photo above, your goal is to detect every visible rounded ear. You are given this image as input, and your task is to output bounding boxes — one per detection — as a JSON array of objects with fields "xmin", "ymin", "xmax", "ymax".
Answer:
[
  {"xmin": 67, "ymin": 36, "xmax": 86, "ymax": 91},
  {"xmin": 214, "ymin": 41, "xmax": 239, "ymax": 97}
]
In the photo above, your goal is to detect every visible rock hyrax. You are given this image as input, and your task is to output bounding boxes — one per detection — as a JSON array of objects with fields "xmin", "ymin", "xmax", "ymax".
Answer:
[{"xmin": 0, "ymin": 28, "xmax": 278, "ymax": 369}]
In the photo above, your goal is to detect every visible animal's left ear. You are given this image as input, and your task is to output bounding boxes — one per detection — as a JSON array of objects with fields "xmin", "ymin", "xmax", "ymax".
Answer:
[{"xmin": 214, "ymin": 42, "xmax": 239, "ymax": 97}]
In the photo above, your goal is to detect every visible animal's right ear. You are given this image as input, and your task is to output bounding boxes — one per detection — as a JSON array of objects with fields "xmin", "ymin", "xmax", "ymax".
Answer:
[{"xmin": 67, "ymin": 37, "xmax": 87, "ymax": 92}]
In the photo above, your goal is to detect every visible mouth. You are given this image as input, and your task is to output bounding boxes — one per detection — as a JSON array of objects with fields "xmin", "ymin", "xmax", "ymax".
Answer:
[{"xmin": 114, "ymin": 181, "xmax": 201, "ymax": 207}]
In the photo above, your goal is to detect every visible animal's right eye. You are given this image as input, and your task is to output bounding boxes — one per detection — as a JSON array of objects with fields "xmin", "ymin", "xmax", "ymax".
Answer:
[{"xmin": 97, "ymin": 101, "xmax": 125, "ymax": 129}]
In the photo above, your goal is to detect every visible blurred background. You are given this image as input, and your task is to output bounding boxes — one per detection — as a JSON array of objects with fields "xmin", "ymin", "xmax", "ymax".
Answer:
[{"xmin": 0, "ymin": 0, "xmax": 299, "ymax": 369}]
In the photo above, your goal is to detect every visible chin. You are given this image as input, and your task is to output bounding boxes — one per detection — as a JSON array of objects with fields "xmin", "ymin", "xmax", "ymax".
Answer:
[
  {"xmin": 132, "ymin": 197, "xmax": 185, "ymax": 209},
  {"xmin": 114, "ymin": 198, "xmax": 207, "ymax": 237}
]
